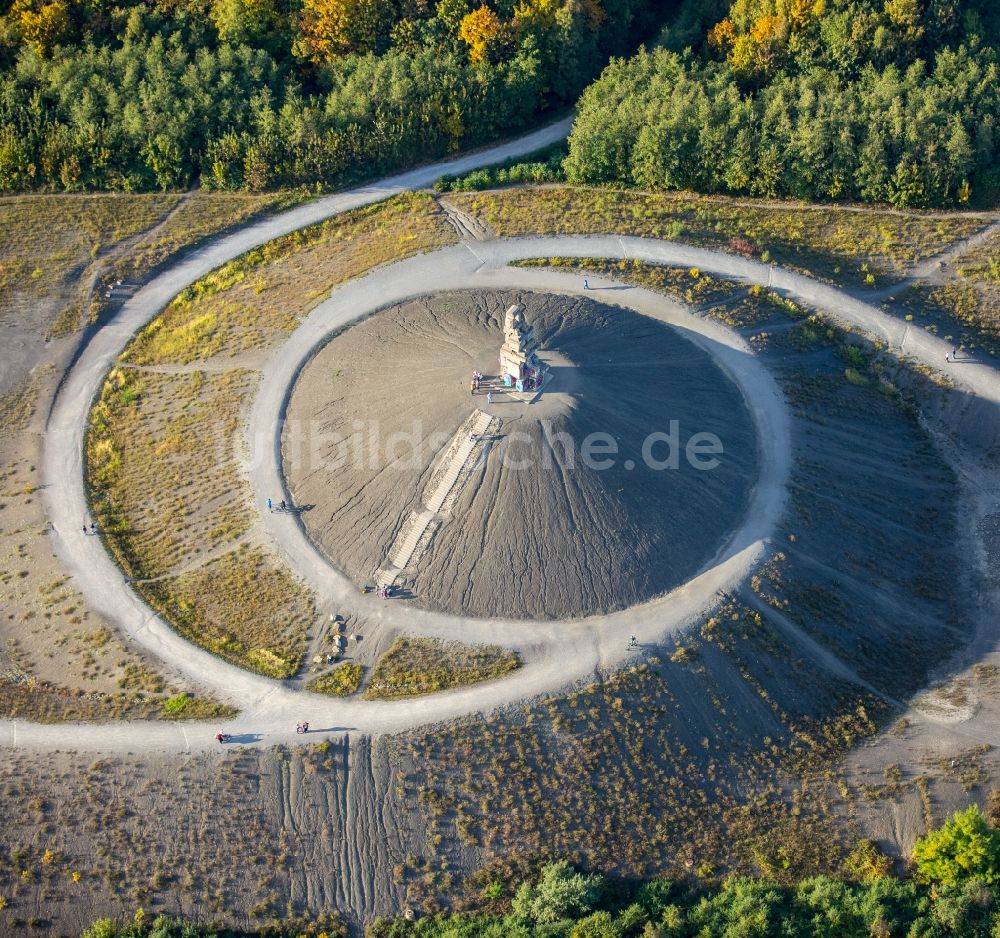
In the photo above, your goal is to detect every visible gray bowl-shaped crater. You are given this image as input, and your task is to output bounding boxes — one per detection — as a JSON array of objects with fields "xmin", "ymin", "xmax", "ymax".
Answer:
[{"xmin": 283, "ymin": 290, "xmax": 759, "ymax": 619}]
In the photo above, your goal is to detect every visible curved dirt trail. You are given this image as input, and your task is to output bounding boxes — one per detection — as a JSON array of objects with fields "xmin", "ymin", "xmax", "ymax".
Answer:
[
  {"xmin": 6, "ymin": 138, "xmax": 996, "ymax": 754},
  {"xmin": 25, "ymin": 241, "xmax": 793, "ymax": 751},
  {"xmin": 869, "ymin": 217, "xmax": 1000, "ymax": 302}
]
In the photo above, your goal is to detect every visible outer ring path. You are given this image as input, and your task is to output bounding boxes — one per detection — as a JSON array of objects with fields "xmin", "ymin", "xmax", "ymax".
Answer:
[
  {"xmin": 27, "ymin": 240, "xmax": 793, "ymax": 753},
  {"xmin": 15, "ymin": 227, "xmax": 1000, "ymax": 754}
]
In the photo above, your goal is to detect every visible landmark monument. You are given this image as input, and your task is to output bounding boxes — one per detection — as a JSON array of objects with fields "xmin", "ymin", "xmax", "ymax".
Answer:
[{"xmin": 498, "ymin": 304, "xmax": 547, "ymax": 392}]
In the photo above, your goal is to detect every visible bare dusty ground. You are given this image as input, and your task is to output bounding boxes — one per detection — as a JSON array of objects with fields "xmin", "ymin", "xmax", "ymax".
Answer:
[
  {"xmin": 0, "ymin": 327, "xmax": 987, "ymax": 933},
  {"xmin": 372, "ymin": 283, "xmax": 995, "ymax": 910},
  {"xmin": 285, "ymin": 290, "xmax": 758, "ymax": 619},
  {"xmin": 837, "ymin": 379, "xmax": 1000, "ymax": 862},
  {"xmin": 0, "ymin": 738, "xmax": 406, "ymax": 934}
]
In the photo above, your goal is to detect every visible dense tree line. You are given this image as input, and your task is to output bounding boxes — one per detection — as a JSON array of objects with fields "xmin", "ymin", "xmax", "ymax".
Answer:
[
  {"xmin": 76, "ymin": 804, "xmax": 1000, "ymax": 938},
  {"xmin": 566, "ymin": 0, "xmax": 1000, "ymax": 207},
  {"xmin": 0, "ymin": 0, "xmax": 658, "ymax": 192}
]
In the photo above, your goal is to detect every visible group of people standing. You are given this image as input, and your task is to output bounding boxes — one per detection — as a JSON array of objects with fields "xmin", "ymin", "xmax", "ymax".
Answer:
[
  {"xmin": 471, "ymin": 370, "xmax": 495, "ymax": 405},
  {"xmin": 362, "ymin": 583, "xmax": 392, "ymax": 598}
]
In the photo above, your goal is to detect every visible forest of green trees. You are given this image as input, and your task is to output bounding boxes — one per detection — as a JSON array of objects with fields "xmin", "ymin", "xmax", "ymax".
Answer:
[
  {"xmin": 2, "ymin": 0, "xmax": 998, "ymax": 204},
  {"xmin": 0, "ymin": 0, "xmax": 657, "ymax": 192},
  {"xmin": 565, "ymin": 0, "xmax": 1000, "ymax": 207}
]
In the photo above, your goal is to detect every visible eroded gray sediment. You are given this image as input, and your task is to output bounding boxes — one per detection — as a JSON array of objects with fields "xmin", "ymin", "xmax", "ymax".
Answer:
[{"xmin": 284, "ymin": 290, "xmax": 759, "ymax": 619}]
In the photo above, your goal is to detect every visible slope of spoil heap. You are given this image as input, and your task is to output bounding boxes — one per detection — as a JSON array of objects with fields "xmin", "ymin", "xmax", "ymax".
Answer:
[{"xmin": 283, "ymin": 290, "xmax": 758, "ymax": 619}]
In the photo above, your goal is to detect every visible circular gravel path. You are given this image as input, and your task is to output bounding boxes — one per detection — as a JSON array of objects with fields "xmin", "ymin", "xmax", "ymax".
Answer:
[{"xmin": 11, "ymin": 181, "xmax": 999, "ymax": 753}]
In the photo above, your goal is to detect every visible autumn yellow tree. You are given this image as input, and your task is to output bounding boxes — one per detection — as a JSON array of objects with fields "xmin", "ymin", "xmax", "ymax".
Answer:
[
  {"xmin": 883, "ymin": 0, "xmax": 923, "ymax": 43},
  {"xmin": 708, "ymin": 17, "xmax": 736, "ymax": 53},
  {"xmin": 749, "ymin": 13, "xmax": 785, "ymax": 72},
  {"xmin": 726, "ymin": 0, "xmax": 825, "ymax": 32},
  {"xmin": 709, "ymin": 0, "xmax": 824, "ymax": 76},
  {"xmin": 10, "ymin": 0, "xmax": 73, "ymax": 56},
  {"xmin": 789, "ymin": 0, "xmax": 824, "ymax": 28},
  {"xmin": 513, "ymin": 0, "xmax": 559, "ymax": 33},
  {"xmin": 293, "ymin": 0, "xmax": 395, "ymax": 64},
  {"xmin": 458, "ymin": 4, "xmax": 502, "ymax": 64}
]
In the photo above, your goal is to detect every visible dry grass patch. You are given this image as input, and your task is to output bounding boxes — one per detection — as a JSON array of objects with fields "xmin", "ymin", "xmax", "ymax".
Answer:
[
  {"xmin": 936, "ymin": 230, "xmax": 1000, "ymax": 357},
  {"xmin": 0, "ymin": 193, "xmax": 180, "ymax": 332},
  {"xmin": 927, "ymin": 744, "xmax": 992, "ymax": 793},
  {"xmin": 0, "ymin": 193, "xmax": 342, "ymax": 717},
  {"xmin": 452, "ymin": 187, "xmax": 983, "ymax": 285},
  {"xmin": 0, "ymin": 680, "xmax": 235, "ymax": 723},
  {"xmin": 394, "ymin": 653, "xmax": 884, "ymax": 914},
  {"xmin": 516, "ymin": 257, "xmax": 809, "ymax": 329},
  {"xmin": 87, "ymin": 366, "xmax": 256, "ymax": 578},
  {"xmin": 306, "ymin": 663, "xmax": 364, "ymax": 697},
  {"xmin": 0, "ymin": 748, "xmax": 349, "ymax": 931},
  {"xmin": 516, "ymin": 256, "xmax": 740, "ymax": 306},
  {"xmin": 116, "ymin": 191, "xmax": 303, "ymax": 280},
  {"xmin": 0, "ymin": 374, "xmax": 41, "ymax": 436},
  {"xmin": 83, "ymin": 192, "xmax": 456, "ymax": 681},
  {"xmin": 0, "ymin": 191, "xmax": 309, "ymax": 340},
  {"xmin": 159, "ymin": 690, "xmax": 239, "ymax": 720},
  {"xmin": 0, "ymin": 607, "xmax": 237, "ymax": 722},
  {"xmin": 956, "ymin": 229, "xmax": 1000, "ymax": 285},
  {"xmin": 140, "ymin": 544, "xmax": 313, "ymax": 679},
  {"xmin": 891, "ymin": 280, "xmax": 1000, "ymax": 358},
  {"xmin": 125, "ymin": 192, "xmax": 457, "ymax": 365},
  {"xmin": 364, "ymin": 637, "xmax": 520, "ymax": 700},
  {"xmin": 0, "ymin": 449, "xmax": 236, "ymax": 721}
]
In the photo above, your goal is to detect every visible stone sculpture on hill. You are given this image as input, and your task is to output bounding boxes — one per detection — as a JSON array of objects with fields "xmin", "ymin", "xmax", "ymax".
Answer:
[{"xmin": 499, "ymin": 303, "xmax": 547, "ymax": 392}]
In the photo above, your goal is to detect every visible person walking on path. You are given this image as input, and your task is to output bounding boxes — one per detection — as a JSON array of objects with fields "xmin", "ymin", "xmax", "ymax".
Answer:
[
  {"xmin": 267, "ymin": 498, "xmax": 273, "ymax": 512},
  {"xmin": 487, "ymin": 391, "xmax": 493, "ymax": 405},
  {"xmin": 583, "ymin": 278, "xmax": 589, "ymax": 290},
  {"xmin": 280, "ymin": 499, "xmax": 287, "ymax": 511}
]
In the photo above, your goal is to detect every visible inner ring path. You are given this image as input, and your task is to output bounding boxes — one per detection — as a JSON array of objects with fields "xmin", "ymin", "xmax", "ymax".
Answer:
[{"xmin": 254, "ymin": 244, "xmax": 788, "ymax": 653}]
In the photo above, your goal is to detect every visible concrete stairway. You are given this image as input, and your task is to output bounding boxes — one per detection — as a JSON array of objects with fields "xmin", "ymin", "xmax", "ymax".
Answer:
[
  {"xmin": 376, "ymin": 409, "xmax": 493, "ymax": 587},
  {"xmin": 425, "ymin": 410, "xmax": 492, "ymax": 514},
  {"xmin": 388, "ymin": 508, "xmax": 434, "ymax": 573}
]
